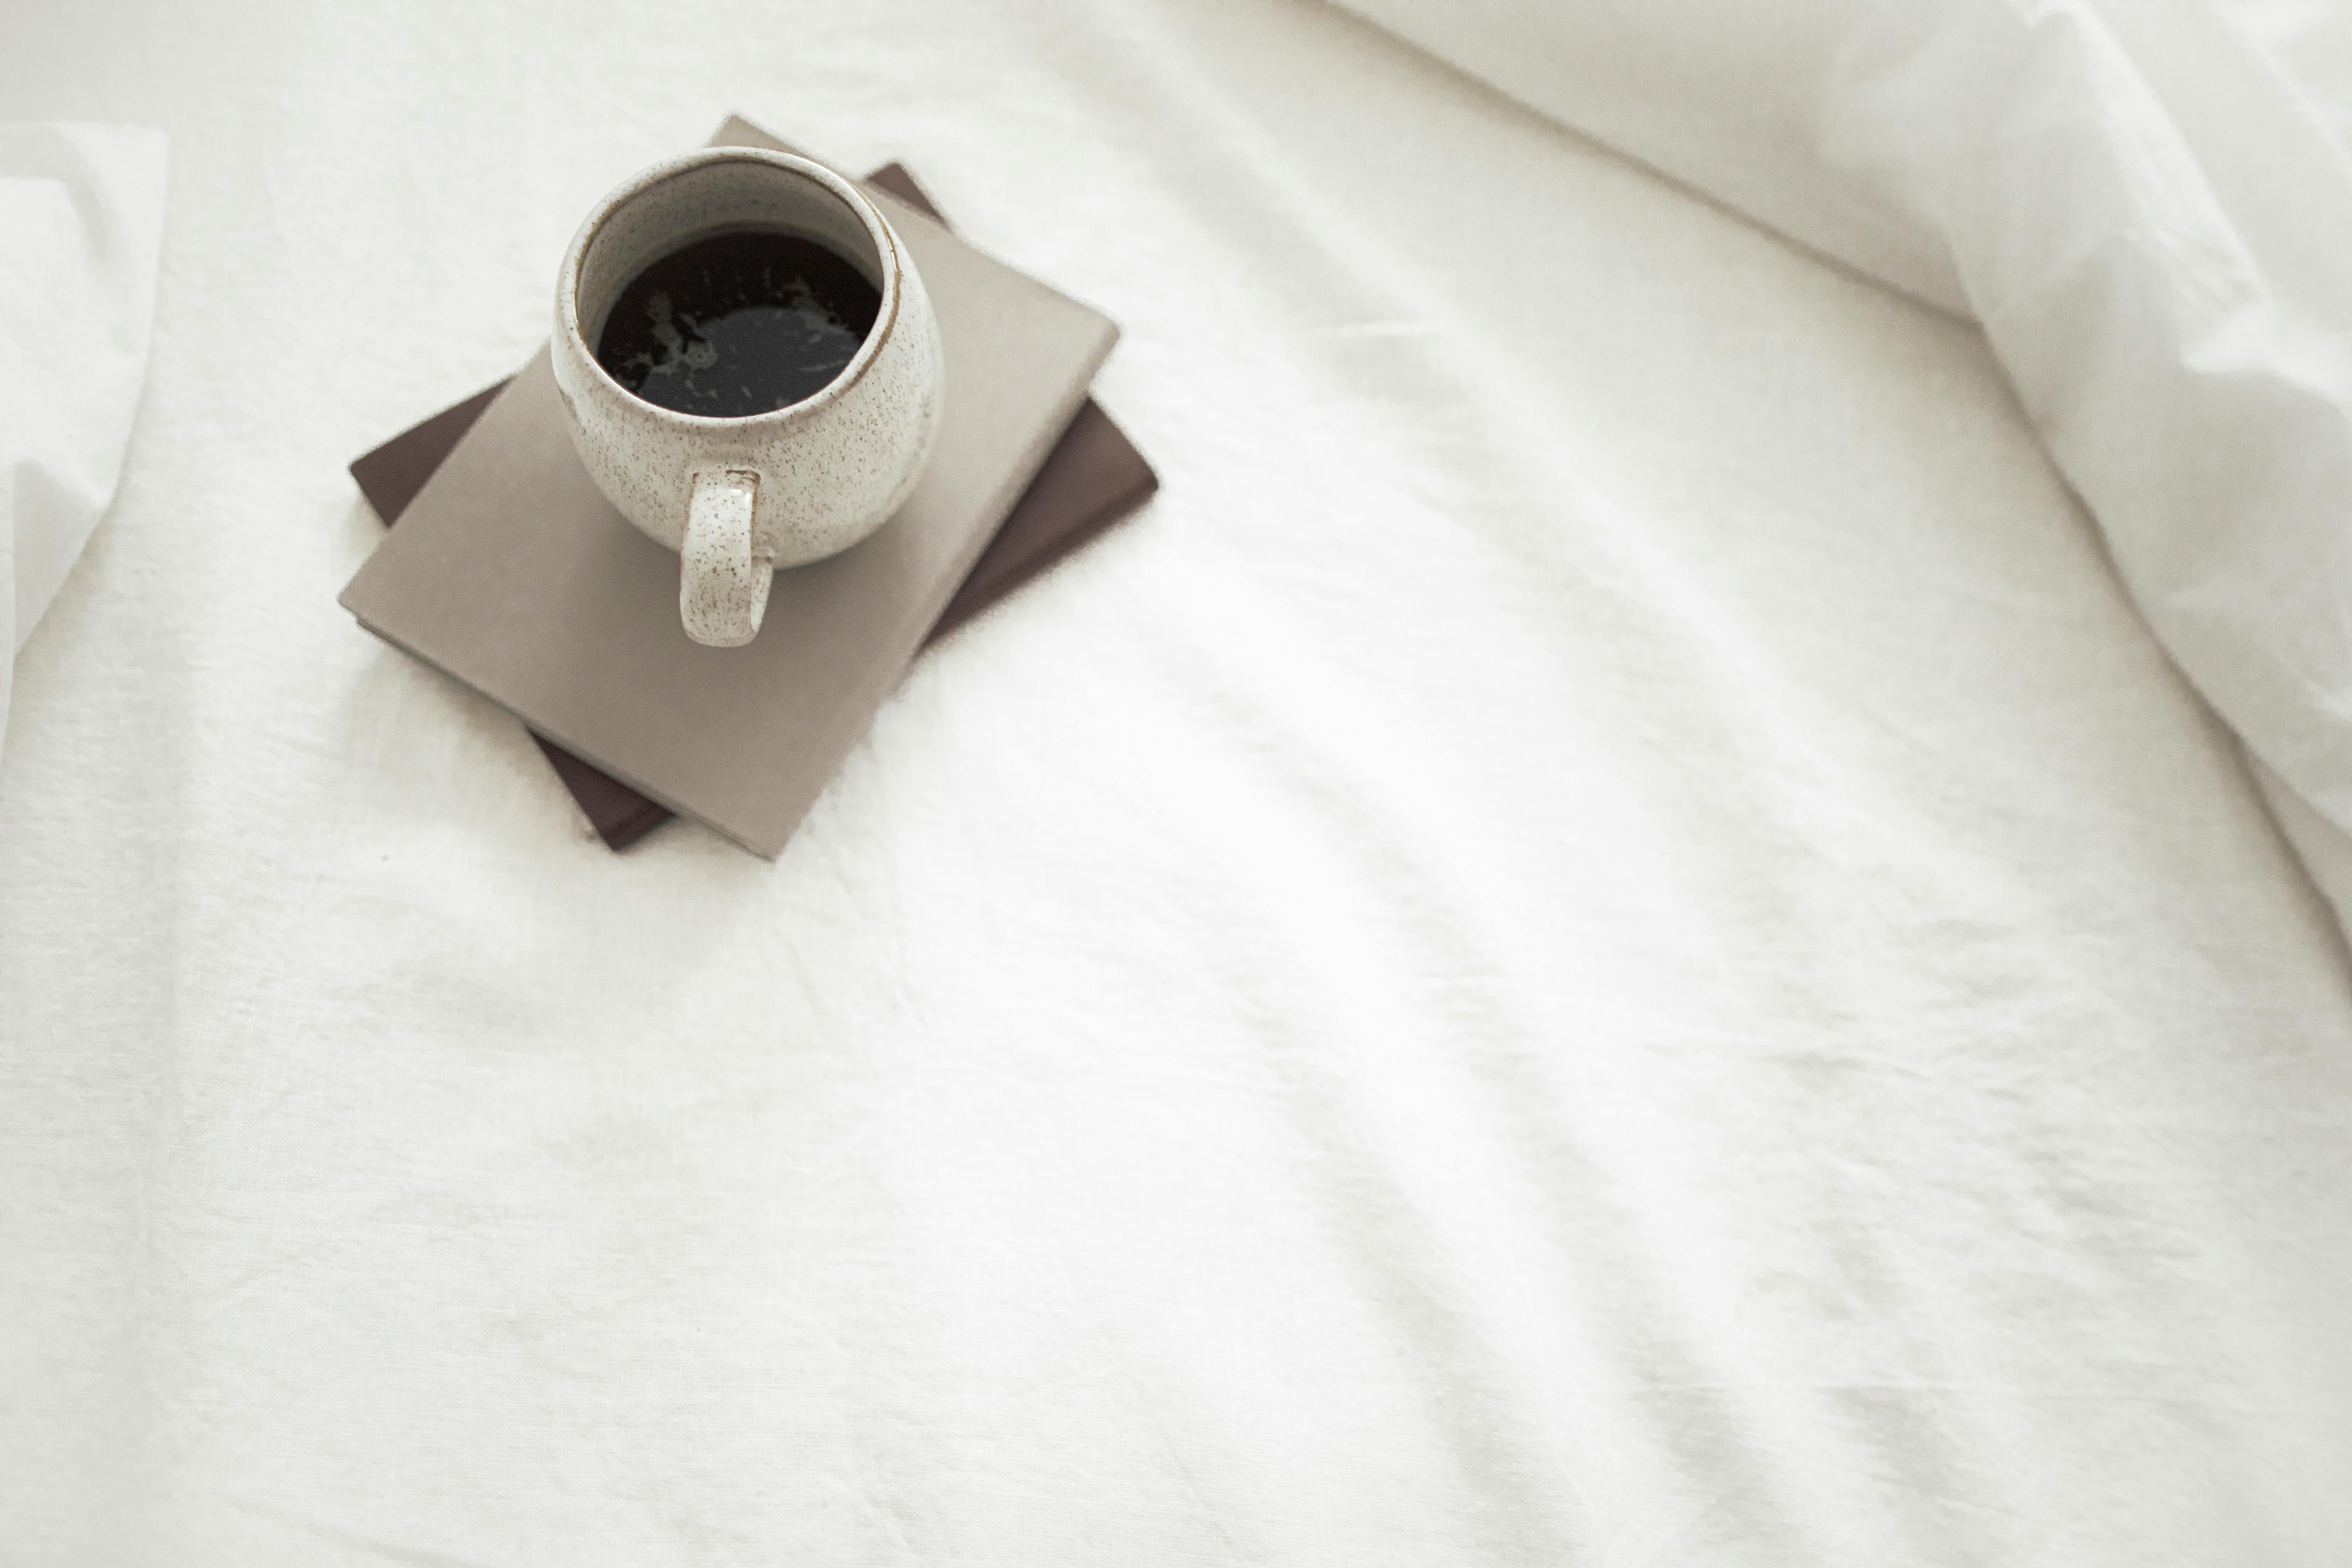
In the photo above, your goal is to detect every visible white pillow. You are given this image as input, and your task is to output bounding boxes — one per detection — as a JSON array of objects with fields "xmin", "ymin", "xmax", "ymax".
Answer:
[{"xmin": 0, "ymin": 123, "xmax": 168, "ymax": 758}]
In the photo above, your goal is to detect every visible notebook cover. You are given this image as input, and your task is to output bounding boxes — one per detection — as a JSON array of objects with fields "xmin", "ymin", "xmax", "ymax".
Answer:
[
  {"xmin": 340, "ymin": 119, "xmax": 1119, "ymax": 857},
  {"xmin": 350, "ymin": 162, "xmax": 1158, "ymax": 850}
]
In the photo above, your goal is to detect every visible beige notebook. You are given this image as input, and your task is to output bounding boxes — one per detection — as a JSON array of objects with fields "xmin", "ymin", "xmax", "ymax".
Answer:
[{"xmin": 341, "ymin": 119, "xmax": 1119, "ymax": 856}]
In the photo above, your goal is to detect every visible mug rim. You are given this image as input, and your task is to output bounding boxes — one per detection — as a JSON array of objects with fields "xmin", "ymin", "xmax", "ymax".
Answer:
[{"xmin": 555, "ymin": 146, "xmax": 906, "ymax": 432}]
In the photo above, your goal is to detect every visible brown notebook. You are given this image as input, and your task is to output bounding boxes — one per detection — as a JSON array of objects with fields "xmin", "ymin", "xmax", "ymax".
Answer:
[
  {"xmin": 342, "ymin": 118, "xmax": 1120, "ymax": 857},
  {"xmin": 351, "ymin": 162, "xmax": 1157, "ymax": 850}
]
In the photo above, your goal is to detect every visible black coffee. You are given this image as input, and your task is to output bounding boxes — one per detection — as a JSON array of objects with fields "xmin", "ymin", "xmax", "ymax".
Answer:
[{"xmin": 595, "ymin": 228, "xmax": 881, "ymax": 419}]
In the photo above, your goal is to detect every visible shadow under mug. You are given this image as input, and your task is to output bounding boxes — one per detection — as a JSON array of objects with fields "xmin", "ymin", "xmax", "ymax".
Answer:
[{"xmin": 551, "ymin": 147, "xmax": 944, "ymax": 647}]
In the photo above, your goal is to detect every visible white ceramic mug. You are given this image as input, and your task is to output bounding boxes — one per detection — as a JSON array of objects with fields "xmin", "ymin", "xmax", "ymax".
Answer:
[{"xmin": 552, "ymin": 148, "xmax": 944, "ymax": 647}]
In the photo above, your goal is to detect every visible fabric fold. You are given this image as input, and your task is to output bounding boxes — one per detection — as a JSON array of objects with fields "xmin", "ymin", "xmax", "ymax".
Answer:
[{"xmin": 0, "ymin": 122, "xmax": 169, "ymax": 758}]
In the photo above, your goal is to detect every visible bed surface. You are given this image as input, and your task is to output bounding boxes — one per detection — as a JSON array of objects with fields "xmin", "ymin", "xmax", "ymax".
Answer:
[{"xmin": 3, "ymin": 1, "xmax": 2348, "ymax": 1561}]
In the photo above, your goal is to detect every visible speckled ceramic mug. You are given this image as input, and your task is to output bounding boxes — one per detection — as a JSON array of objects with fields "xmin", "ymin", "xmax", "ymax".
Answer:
[{"xmin": 552, "ymin": 148, "xmax": 943, "ymax": 647}]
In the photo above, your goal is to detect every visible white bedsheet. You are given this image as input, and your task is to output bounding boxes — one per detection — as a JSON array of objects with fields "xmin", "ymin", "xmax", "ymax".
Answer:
[
  {"xmin": 1338, "ymin": 0, "xmax": 2352, "ymax": 959},
  {"xmin": 2, "ymin": 1, "xmax": 2348, "ymax": 1563}
]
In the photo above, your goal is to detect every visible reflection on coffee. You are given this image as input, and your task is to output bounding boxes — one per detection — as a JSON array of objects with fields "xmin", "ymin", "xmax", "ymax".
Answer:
[{"xmin": 595, "ymin": 229, "xmax": 881, "ymax": 419}]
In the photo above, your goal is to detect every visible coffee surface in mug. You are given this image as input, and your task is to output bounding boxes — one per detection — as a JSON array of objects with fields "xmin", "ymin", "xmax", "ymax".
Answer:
[{"xmin": 595, "ymin": 228, "xmax": 882, "ymax": 419}]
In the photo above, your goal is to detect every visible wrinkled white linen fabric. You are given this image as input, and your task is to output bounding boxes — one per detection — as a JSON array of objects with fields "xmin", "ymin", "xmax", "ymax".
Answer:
[
  {"xmin": 3, "ymin": 1, "xmax": 2350, "ymax": 1564},
  {"xmin": 2222, "ymin": 0, "xmax": 2352, "ymax": 148},
  {"xmin": 0, "ymin": 123, "xmax": 167, "ymax": 763},
  {"xmin": 1334, "ymin": 0, "xmax": 2352, "ymax": 944}
]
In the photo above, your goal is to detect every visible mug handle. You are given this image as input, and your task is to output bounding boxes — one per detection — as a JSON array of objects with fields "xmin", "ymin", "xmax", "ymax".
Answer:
[{"xmin": 679, "ymin": 469, "xmax": 772, "ymax": 648}]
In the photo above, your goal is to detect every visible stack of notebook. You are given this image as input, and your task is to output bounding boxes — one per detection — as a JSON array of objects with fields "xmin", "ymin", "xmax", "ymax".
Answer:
[{"xmin": 341, "ymin": 117, "xmax": 1156, "ymax": 856}]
